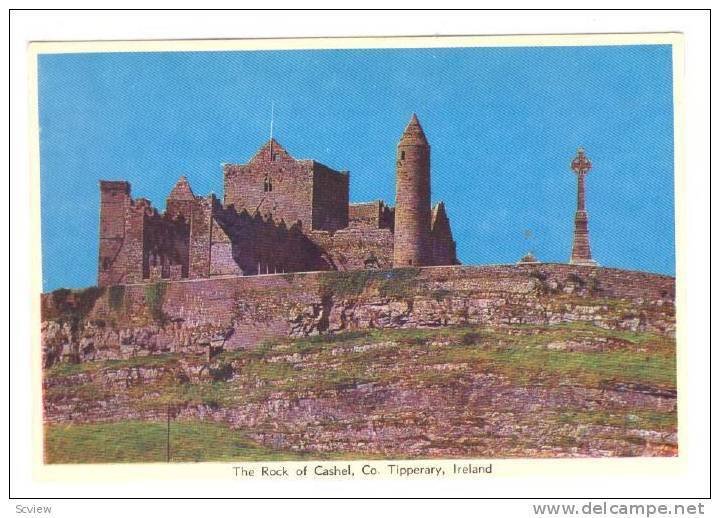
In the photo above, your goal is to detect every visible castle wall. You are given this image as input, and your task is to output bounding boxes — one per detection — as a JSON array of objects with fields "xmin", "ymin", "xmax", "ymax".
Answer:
[
  {"xmin": 165, "ymin": 198, "xmax": 194, "ymax": 221},
  {"xmin": 123, "ymin": 202, "xmax": 150, "ymax": 284},
  {"xmin": 171, "ymin": 218, "xmax": 191, "ymax": 278},
  {"xmin": 223, "ymin": 142, "xmax": 315, "ymax": 231},
  {"xmin": 209, "ymin": 218, "xmax": 242, "ymax": 277},
  {"xmin": 142, "ymin": 210, "xmax": 189, "ymax": 281},
  {"xmin": 99, "ymin": 182, "xmax": 194, "ymax": 286},
  {"xmin": 309, "ymin": 228, "xmax": 394, "ymax": 270},
  {"xmin": 188, "ymin": 196, "xmax": 215, "ymax": 279},
  {"xmin": 430, "ymin": 203, "xmax": 458, "ymax": 266},
  {"xmin": 43, "ymin": 265, "xmax": 676, "ymax": 362},
  {"xmin": 98, "ymin": 181, "xmax": 131, "ymax": 286},
  {"xmin": 209, "ymin": 207, "xmax": 332, "ymax": 276},
  {"xmin": 431, "ymin": 232, "xmax": 457, "ymax": 266},
  {"xmin": 311, "ymin": 163, "xmax": 349, "ymax": 231},
  {"xmin": 348, "ymin": 201, "xmax": 394, "ymax": 230}
]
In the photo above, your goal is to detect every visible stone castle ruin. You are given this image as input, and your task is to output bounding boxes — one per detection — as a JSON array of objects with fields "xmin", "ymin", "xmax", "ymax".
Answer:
[{"xmin": 98, "ymin": 114, "xmax": 458, "ymax": 287}]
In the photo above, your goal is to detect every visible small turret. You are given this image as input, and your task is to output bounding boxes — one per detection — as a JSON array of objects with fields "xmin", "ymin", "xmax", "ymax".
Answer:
[{"xmin": 394, "ymin": 114, "xmax": 431, "ymax": 267}]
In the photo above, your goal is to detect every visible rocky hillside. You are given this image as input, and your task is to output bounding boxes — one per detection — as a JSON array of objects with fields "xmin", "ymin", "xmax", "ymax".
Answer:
[
  {"xmin": 40, "ymin": 265, "xmax": 675, "ymax": 364},
  {"xmin": 41, "ymin": 265, "xmax": 676, "ymax": 461}
]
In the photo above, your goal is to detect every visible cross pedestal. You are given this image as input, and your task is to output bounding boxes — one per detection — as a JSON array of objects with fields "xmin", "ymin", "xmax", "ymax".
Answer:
[{"xmin": 569, "ymin": 148, "xmax": 598, "ymax": 266}]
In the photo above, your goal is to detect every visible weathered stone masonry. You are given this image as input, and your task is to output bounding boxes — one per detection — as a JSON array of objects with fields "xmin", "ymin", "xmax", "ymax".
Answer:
[
  {"xmin": 98, "ymin": 115, "xmax": 458, "ymax": 287},
  {"xmin": 42, "ymin": 264, "xmax": 675, "ymax": 366},
  {"xmin": 394, "ymin": 114, "xmax": 432, "ymax": 268}
]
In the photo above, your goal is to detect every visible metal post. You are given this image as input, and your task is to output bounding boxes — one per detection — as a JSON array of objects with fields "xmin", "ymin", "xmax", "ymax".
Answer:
[{"xmin": 166, "ymin": 404, "xmax": 171, "ymax": 463}]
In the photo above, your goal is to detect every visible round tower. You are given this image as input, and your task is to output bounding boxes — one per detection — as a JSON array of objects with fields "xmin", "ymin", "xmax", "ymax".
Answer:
[{"xmin": 394, "ymin": 113, "xmax": 431, "ymax": 267}]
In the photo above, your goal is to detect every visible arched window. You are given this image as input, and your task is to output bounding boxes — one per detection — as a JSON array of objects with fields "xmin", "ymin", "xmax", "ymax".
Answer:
[
  {"xmin": 263, "ymin": 176, "xmax": 269, "ymax": 192},
  {"xmin": 400, "ymin": 151, "xmax": 405, "ymax": 160}
]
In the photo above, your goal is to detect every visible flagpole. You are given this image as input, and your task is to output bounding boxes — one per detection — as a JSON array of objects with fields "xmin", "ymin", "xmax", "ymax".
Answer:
[{"xmin": 269, "ymin": 101, "xmax": 275, "ymax": 158}]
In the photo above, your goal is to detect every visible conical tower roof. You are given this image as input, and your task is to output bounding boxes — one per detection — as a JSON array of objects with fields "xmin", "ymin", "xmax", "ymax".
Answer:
[
  {"xmin": 168, "ymin": 175, "xmax": 195, "ymax": 200},
  {"xmin": 399, "ymin": 113, "xmax": 428, "ymax": 146}
]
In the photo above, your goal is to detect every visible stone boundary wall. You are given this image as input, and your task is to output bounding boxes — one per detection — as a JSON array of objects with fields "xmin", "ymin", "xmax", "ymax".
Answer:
[
  {"xmin": 41, "ymin": 264, "xmax": 675, "ymax": 365},
  {"xmin": 309, "ymin": 228, "xmax": 394, "ymax": 271}
]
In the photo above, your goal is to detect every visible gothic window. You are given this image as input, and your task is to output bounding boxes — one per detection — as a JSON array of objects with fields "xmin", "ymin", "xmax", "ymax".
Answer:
[
  {"xmin": 102, "ymin": 258, "xmax": 111, "ymax": 271},
  {"xmin": 264, "ymin": 176, "xmax": 269, "ymax": 192},
  {"xmin": 401, "ymin": 151, "xmax": 405, "ymax": 160}
]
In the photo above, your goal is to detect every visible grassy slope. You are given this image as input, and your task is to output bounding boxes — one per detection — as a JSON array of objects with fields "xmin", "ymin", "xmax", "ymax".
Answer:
[
  {"xmin": 44, "ymin": 322, "xmax": 677, "ymax": 463},
  {"xmin": 45, "ymin": 421, "xmax": 305, "ymax": 464}
]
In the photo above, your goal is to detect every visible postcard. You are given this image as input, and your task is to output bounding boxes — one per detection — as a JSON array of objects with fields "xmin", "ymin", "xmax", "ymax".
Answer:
[{"xmin": 30, "ymin": 33, "xmax": 682, "ymax": 480}]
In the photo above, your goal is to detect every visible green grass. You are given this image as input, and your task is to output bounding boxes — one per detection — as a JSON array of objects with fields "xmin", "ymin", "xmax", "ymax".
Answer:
[
  {"xmin": 555, "ymin": 410, "xmax": 677, "ymax": 431},
  {"xmin": 422, "ymin": 345, "xmax": 675, "ymax": 388},
  {"xmin": 44, "ymin": 382, "xmax": 116, "ymax": 403},
  {"xmin": 45, "ymin": 323, "xmax": 675, "ymax": 405},
  {"xmin": 45, "ymin": 353, "xmax": 183, "ymax": 379},
  {"xmin": 219, "ymin": 324, "xmax": 673, "ymax": 395},
  {"xmin": 44, "ymin": 419, "xmax": 425, "ymax": 463},
  {"xmin": 43, "ymin": 322, "xmax": 677, "ymax": 460},
  {"xmin": 271, "ymin": 323, "xmax": 676, "ymax": 390},
  {"xmin": 43, "ymin": 322, "xmax": 677, "ymax": 462},
  {"xmin": 318, "ymin": 268, "xmax": 421, "ymax": 298},
  {"xmin": 130, "ymin": 381, "xmax": 242, "ymax": 410},
  {"xmin": 44, "ymin": 420, "xmax": 305, "ymax": 463}
]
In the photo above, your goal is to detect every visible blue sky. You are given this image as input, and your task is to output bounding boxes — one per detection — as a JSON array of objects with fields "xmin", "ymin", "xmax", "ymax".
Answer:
[{"xmin": 38, "ymin": 45, "xmax": 675, "ymax": 291}]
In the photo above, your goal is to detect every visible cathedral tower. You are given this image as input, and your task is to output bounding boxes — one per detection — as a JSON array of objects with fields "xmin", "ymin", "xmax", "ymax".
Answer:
[{"xmin": 394, "ymin": 113, "xmax": 431, "ymax": 267}]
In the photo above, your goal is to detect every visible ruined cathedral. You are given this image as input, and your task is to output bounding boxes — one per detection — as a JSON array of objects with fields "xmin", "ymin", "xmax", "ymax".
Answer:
[{"xmin": 97, "ymin": 114, "xmax": 458, "ymax": 287}]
